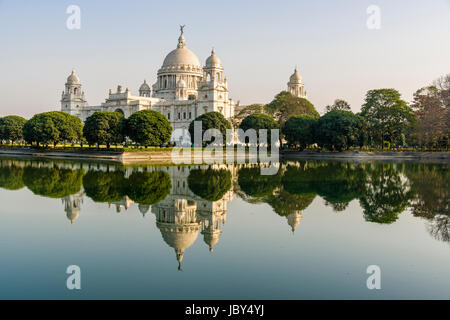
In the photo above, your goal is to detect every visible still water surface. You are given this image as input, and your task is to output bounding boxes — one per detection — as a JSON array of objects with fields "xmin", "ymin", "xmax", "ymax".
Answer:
[{"xmin": 0, "ymin": 157, "xmax": 448, "ymax": 299}]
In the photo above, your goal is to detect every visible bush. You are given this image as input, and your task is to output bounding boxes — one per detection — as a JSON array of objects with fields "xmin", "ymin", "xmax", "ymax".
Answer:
[
  {"xmin": 0, "ymin": 115, "xmax": 27, "ymax": 143},
  {"xmin": 314, "ymin": 110, "xmax": 362, "ymax": 151},
  {"xmin": 125, "ymin": 110, "xmax": 172, "ymax": 146},
  {"xmin": 23, "ymin": 111, "xmax": 82, "ymax": 146},
  {"xmin": 239, "ymin": 113, "xmax": 279, "ymax": 146},
  {"xmin": 188, "ymin": 112, "xmax": 232, "ymax": 146},
  {"xmin": 83, "ymin": 111, "xmax": 125, "ymax": 148},
  {"xmin": 282, "ymin": 115, "xmax": 317, "ymax": 150}
]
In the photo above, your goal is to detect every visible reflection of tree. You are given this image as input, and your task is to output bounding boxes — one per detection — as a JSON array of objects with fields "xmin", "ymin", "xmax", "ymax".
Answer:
[
  {"xmin": 127, "ymin": 171, "xmax": 171, "ymax": 205},
  {"xmin": 267, "ymin": 189, "xmax": 315, "ymax": 217},
  {"xmin": 23, "ymin": 166, "xmax": 84, "ymax": 198},
  {"xmin": 406, "ymin": 163, "xmax": 449, "ymax": 242},
  {"xmin": 83, "ymin": 170, "xmax": 127, "ymax": 203},
  {"xmin": 282, "ymin": 162, "xmax": 365, "ymax": 212},
  {"xmin": 427, "ymin": 215, "xmax": 450, "ymax": 243},
  {"xmin": 359, "ymin": 163, "xmax": 412, "ymax": 224},
  {"xmin": 188, "ymin": 168, "xmax": 231, "ymax": 201},
  {"xmin": 406, "ymin": 163, "xmax": 449, "ymax": 219},
  {"xmin": 237, "ymin": 166, "xmax": 281, "ymax": 200},
  {"xmin": 0, "ymin": 165, "xmax": 25, "ymax": 190}
]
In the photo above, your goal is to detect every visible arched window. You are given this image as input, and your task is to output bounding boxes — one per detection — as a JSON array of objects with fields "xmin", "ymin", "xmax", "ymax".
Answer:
[{"xmin": 74, "ymin": 88, "xmax": 78, "ymax": 94}]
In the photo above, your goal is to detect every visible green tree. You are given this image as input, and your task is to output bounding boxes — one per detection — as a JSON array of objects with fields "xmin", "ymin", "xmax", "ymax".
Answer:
[
  {"xmin": 188, "ymin": 168, "xmax": 232, "ymax": 201},
  {"xmin": 239, "ymin": 113, "xmax": 279, "ymax": 146},
  {"xmin": 411, "ymin": 85, "xmax": 449, "ymax": 148},
  {"xmin": 22, "ymin": 111, "xmax": 82, "ymax": 146},
  {"xmin": 282, "ymin": 115, "xmax": 317, "ymax": 149},
  {"xmin": 361, "ymin": 89, "xmax": 415, "ymax": 147},
  {"xmin": 266, "ymin": 91, "xmax": 319, "ymax": 127},
  {"xmin": 0, "ymin": 115, "xmax": 27, "ymax": 144},
  {"xmin": 23, "ymin": 166, "xmax": 84, "ymax": 198},
  {"xmin": 231, "ymin": 104, "xmax": 267, "ymax": 128},
  {"xmin": 0, "ymin": 164, "xmax": 25, "ymax": 190},
  {"xmin": 83, "ymin": 111, "xmax": 125, "ymax": 148},
  {"xmin": 125, "ymin": 110, "xmax": 172, "ymax": 147},
  {"xmin": 188, "ymin": 112, "xmax": 232, "ymax": 147},
  {"xmin": 314, "ymin": 110, "xmax": 362, "ymax": 151},
  {"xmin": 126, "ymin": 170, "xmax": 171, "ymax": 205},
  {"xmin": 325, "ymin": 99, "xmax": 351, "ymax": 113},
  {"xmin": 83, "ymin": 170, "xmax": 127, "ymax": 202}
]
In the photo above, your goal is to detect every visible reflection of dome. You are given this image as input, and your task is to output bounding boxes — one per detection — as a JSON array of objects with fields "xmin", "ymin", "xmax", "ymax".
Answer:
[
  {"xmin": 286, "ymin": 211, "xmax": 302, "ymax": 233},
  {"xmin": 289, "ymin": 67, "xmax": 302, "ymax": 83},
  {"xmin": 203, "ymin": 232, "xmax": 221, "ymax": 252},
  {"xmin": 66, "ymin": 210, "xmax": 79, "ymax": 225},
  {"xmin": 157, "ymin": 222, "xmax": 201, "ymax": 271},
  {"xmin": 205, "ymin": 48, "xmax": 222, "ymax": 68},
  {"xmin": 139, "ymin": 80, "xmax": 150, "ymax": 91},
  {"xmin": 67, "ymin": 69, "xmax": 80, "ymax": 84}
]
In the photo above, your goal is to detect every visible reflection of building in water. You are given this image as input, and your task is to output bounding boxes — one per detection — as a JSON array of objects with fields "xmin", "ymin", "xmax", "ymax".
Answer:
[
  {"xmin": 286, "ymin": 211, "xmax": 302, "ymax": 233},
  {"xmin": 108, "ymin": 196, "xmax": 133, "ymax": 213},
  {"xmin": 150, "ymin": 165, "xmax": 234, "ymax": 269},
  {"xmin": 62, "ymin": 191, "xmax": 84, "ymax": 224}
]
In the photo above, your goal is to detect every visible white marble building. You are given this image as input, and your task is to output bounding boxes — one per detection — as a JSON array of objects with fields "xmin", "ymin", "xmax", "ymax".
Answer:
[
  {"xmin": 287, "ymin": 67, "xmax": 307, "ymax": 99},
  {"xmin": 61, "ymin": 26, "xmax": 237, "ymax": 143}
]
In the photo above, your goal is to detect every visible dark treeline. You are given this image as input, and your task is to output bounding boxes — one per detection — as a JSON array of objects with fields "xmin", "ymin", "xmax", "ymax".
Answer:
[{"xmin": 0, "ymin": 160, "xmax": 448, "ymax": 241}]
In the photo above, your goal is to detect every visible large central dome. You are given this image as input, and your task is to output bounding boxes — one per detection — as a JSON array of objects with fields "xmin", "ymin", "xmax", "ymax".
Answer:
[
  {"xmin": 162, "ymin": 47, "xmax": 200, "ymax": 67},
  {"xmin": 161, "ymin": 29, "xmax": 201, "ymax": 68}
]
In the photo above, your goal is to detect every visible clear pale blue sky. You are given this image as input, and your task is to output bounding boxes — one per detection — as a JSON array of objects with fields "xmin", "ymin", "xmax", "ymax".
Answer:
[{"xmin": 1, "ymin": 0, "xmax": 449, "ymax": 117}]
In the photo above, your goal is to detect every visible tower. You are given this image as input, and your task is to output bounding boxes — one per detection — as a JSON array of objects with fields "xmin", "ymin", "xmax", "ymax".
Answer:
[
  {"xmin": 61, "ymin": 70, "xmax": 87, "ymax": 117},
  {"xmin": 287, "ymin": 67, "xmax": 307, "ymax": 98},
  {"xmin": 197, "ymin": 48, "xmax": 233, "ymax": 118},
  {"xmin": 139, "ymin": 80, "xmax": 151, "ymax": 97}
]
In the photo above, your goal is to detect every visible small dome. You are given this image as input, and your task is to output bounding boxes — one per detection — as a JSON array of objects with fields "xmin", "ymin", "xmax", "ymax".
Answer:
[
  {"xmin": 205, "ymin": 48, "xmax": 222, "ymax": 68},
  {"xmin": 289, "ymin": 67, "xmax": 302, "ymax": 82},
  {"xmin": 176, "ymin": 79, "xmax": 187, "ymax": 88},
  {"xmin": 67, "ymin": 69, "xmax": 80, "ymax": 84},
  {"xmin": 139, "ymin": 80, "xmax": 151, "ymax": 91}
]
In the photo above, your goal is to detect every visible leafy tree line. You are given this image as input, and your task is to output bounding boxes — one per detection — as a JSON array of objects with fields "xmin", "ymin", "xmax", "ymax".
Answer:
[
  {"xmin": 234, "ymin": 73, "xmax": 449, "ymax": 150},
  {"xmin": 0, "ymin": 110, "xmax": 174, "ymax": 148}
]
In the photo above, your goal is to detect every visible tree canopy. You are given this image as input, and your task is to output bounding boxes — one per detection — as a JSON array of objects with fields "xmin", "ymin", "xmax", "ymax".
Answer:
[
  {"xmin": 23, "ymin": 111, "xmax": 82, "ymax": 146},
  {"xmin": 361, "ymin": 89, "xmax": 415, "ymax": 147},
  {"xmin": 314, "ymin": 110, "xmax": 362, "ymax": 151},
  {"xmin": 188, "ymin": 112, "xmax": 232, "ymax": 146},
  {"xmin": 282, "ymin": 115, "xmax": 317, "ymax": 149},
  {"xmin": 266, "ymin": 91, "xmax": 319, "ymax": 127},
  {"xmin": 239, "ymin": 113, "xmax": 279, "ymax": 145},
  {"xmin": 0, "ymin": 115, "xmax": 27, "ymax": 143},
  {"xmin": 325, "ymin": 99, "xmax": 351, "ymax": 113},
  {"xmin": 83, "ymin": 111, "xmax": 125, "ymax": 147},
  {"xmin": 126, "ymin": 110, "xmax": 172, "ymax": 146}
]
